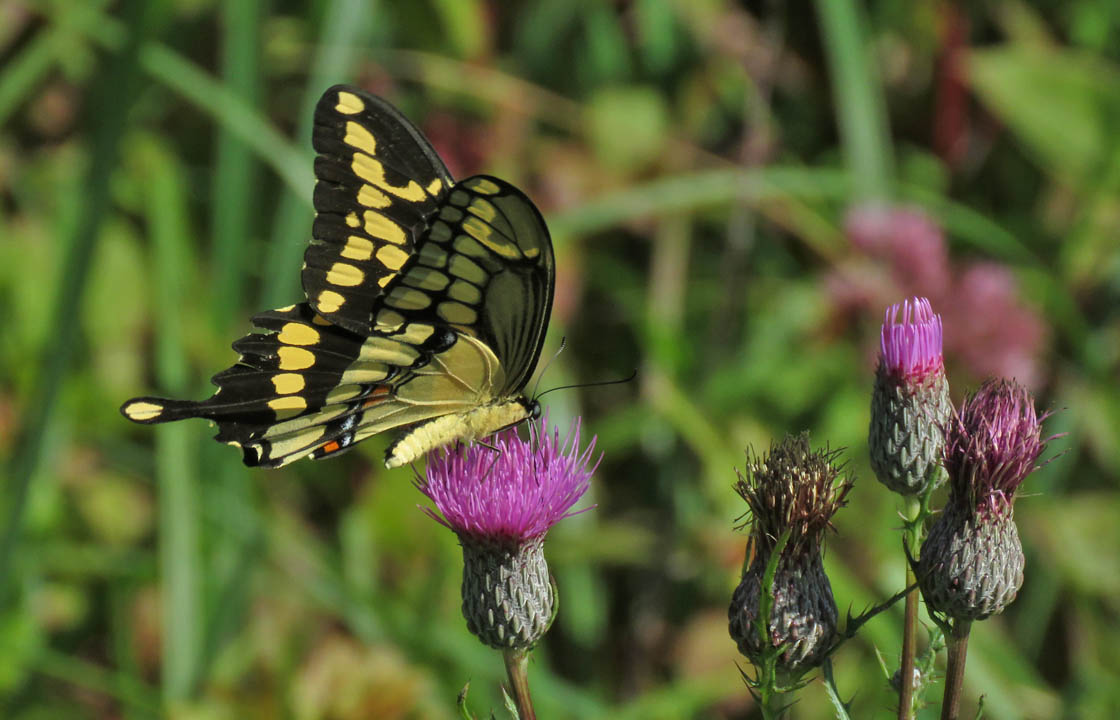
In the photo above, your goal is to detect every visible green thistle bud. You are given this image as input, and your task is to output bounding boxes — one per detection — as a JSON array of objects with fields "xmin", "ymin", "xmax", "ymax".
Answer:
[
  {"xmin": 919, "ymin": 379, "xmax": 1054, "ymax": 621},
  {"xmin": 869, "ymin": 298, "xmax": 952, "ymax": 495},
  {"xmin": 460, "ymin": 536, "xmax": 555, "ymax": 650},
  {"xmin": 728, "ymin": 433, "xmax": 853, "ymax": 675}
]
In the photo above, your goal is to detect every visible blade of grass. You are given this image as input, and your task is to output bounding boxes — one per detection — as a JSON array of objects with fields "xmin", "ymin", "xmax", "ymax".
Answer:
[
  {"xmin": 814, "ymin": 0, "xmax": 893, "ymax": 201},
  {"xmin": 135, "ymin": 135, "xmax": 203, "ymax": 703},
  {"xmin": 0, "ymin": 0, "xmax": 156, "ymax": 603},
  {"xmin": 198, "ymin": 0, "xmax": 264, "ymax": 691},
  {"xmin": 33, "ymin": 646, "xmax": 161, "ymax": 716},
  {"xmin": 38, "ymin": 3, "xmax": 313, "ymax": 202},
  {"xmin": 259, "ymin": 0, "xmax": 373, "ymax": 308},
  {"xmin": 210, "ymin": 0, "xmax": 262, "ymax": 324}
]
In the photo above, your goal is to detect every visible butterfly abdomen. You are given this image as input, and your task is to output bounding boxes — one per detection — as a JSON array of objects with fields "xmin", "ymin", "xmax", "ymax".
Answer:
[{"xmin": 385, "ymin": 399, "xmax": 532, "ymax": 469}]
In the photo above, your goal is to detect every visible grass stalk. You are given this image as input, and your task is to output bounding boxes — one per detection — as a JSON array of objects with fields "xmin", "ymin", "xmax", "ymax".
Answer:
[
  {"xmin": 259, "ymin": 0, "xmax": 372, "ymax": 308},
  {"xmin": 813, "ymin": 0, "xmax": 893, "ymax": 201},
  {"xmin": 0, "ymin": 0, "xmax": 153, "ymax": 602},
  {"xmin": 140, "ymin": 137, "xmax": 203, "ymax": 703}
]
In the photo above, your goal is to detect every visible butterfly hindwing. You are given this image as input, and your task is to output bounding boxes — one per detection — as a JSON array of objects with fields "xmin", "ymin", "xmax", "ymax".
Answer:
[
  {"xmin": 305, "ymin": 85, "xmax": 453, "ymax": 335},
  {"xmin": 122, "ymin": 86, "xmax": 555, "ymax": 469}
]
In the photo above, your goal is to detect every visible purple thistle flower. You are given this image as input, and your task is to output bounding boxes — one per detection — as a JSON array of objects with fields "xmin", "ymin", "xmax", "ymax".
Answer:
[
  {"xmin": 869, "ymin": 297, "xmax": 952, "ymax": 495},
  {"xmin": 919, "ymin": 378, "xmax": 1057, "ymax": 621},
  {"xmin": 944, "ymin": 378, "xmax": 1053, "ymax": 520},
  {"xmin": 417, "ymin": 416, "xmax": 599, "ymax": 650},
  {"xmin": 880, "ymin": 297, "xmax": 944, "ymax": 382},
  {"xmin": 417, "ymin": 417, "xmax": 598, "ymax": 545}
]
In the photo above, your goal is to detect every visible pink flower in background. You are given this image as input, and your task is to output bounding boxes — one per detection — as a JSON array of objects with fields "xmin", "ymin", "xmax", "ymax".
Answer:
[
  {"xmin": 838, "ymin": 204, "xmax": 1048, "ymax": 389},
  {"xmin": 944, "ymin": 263, "xmax": 1047, "ymax": 389}
]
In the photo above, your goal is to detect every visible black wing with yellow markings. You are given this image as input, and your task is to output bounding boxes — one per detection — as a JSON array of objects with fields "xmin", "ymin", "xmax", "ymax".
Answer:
[
  {"xmin": 305, "ymin": 85, "xmax": 453, "ymax": 335},
  {"xmin": 121, "ymin": 85, "xmax": 554, "ymax": 469}
]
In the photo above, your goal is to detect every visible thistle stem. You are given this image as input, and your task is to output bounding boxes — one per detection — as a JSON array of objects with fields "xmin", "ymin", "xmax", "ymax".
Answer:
[
  {"xmin": 502, "ymin": 649, "xmax": 536, "ymax": 720},
  {"xmin": 940, "ymin": 620, "xmax": 971, "ymax": 720},
  {"xmin": 898, "ymin": 495, "xmax": 921, "ymax": 720}
]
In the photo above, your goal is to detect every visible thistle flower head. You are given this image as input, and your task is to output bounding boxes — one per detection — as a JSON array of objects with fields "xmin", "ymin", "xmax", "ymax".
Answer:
[
  {"xmin": 729, "ymin": 433, "xmax": 852, "ymax": 675},
  {"xmin": 879, "ymin": 297, "xmax": 943, "ymax": 382},
  {"xmin": 734, "ymin": 433, "xmax": 853, "ymax": 558},
  {"xmin": 417, "ymin": 416, "xmax": 599, "ymax": 651},
  {"xmin": 869, "ymin": 297, "xmax": 952, "ymax": 495},
  {"xmin": 919, "ymin": 378, "xmax": 1057, "ymax": 621},
  {"xmin": 418, "ymin": 417, "xmax": 598, "ymax": 546},
  {"xmin": 945, "ymin": 378, "xmax": 1052, "ymax": 520}
]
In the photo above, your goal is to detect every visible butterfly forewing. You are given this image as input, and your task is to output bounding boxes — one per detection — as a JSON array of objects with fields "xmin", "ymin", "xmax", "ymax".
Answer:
[{"xmin": 305, "ymin": 85, "xmax": 453, "ymax": 335}]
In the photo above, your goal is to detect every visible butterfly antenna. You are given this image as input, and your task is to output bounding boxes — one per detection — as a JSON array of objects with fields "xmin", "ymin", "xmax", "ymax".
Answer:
[
  {"xmin": 534, "ymin": 369, "xmax": 638, "ymax": 401},
  {"xmin": 531, "ymin": 337, "xmax": 567, "ymax": 401}
]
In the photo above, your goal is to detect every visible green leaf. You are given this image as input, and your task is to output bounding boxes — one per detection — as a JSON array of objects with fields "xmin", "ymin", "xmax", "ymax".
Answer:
[{"xmin": 968, "ymin": 46, "xmax": 1120, "ymax": 187}]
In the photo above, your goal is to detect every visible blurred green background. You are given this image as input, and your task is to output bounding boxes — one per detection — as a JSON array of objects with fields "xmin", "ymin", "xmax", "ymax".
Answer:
[{"xmin": 2, "ymin": 0, "xmax": 1118, "ymax": 717}]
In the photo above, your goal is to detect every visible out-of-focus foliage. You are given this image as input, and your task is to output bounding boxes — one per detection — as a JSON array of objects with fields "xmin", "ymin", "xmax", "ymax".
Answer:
[{"xmin": 1, "ymin": 0, "xmax": 1118, "ymax": 718}]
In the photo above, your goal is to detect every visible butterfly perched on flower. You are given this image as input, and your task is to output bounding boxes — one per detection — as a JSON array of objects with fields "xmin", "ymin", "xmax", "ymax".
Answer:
[{"xmin": 121, "ymin": 85, "xmax": 555, "ymax": 469}]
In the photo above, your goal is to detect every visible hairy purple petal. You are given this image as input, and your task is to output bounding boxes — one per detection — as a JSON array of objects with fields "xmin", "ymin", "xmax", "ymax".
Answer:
[
  {"xmin": 879, "ymin": 296, "xmax": 944, "ymax": 382},
  {"xmin": 417, "ymin": 416, "xmax": 599, "ymax": 544}
]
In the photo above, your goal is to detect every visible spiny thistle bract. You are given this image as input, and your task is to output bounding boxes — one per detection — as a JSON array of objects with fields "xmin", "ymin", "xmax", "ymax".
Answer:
[
  {"xmin": 918, "ymin": 379, "xmax": 1054, "ymax": 621},
  {"xmin": 728, "ymin": 433, "xmax": 853, "ymax": 676},
  {"xmin": 417, "ymin": 417, "xmax": 599, "ymax": 650},
  {"xmin": 869, "ymin": 297, "xmax": 952, "ymax": 495}
]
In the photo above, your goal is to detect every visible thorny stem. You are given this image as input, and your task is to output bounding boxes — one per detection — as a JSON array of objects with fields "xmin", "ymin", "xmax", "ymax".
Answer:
[
  {"xmin": 940, "ymin": 620, "xmax": 972, "ymax": 720},
  {"xmin": 502, "ymin": 649, "xmax": 535, "ymax": 720}
]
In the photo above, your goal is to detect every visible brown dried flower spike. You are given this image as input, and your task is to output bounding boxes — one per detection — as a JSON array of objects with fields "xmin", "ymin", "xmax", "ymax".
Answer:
[{"xmin": 728, "ymin": 433, "xmax": 853, "ymax": 675}]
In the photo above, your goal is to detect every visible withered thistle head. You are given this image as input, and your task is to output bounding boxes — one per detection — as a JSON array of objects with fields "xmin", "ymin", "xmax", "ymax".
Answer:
[
  {"xmin": 869, "ymin": 297, "xmax": 952, "ymax": 495},
  {"xmin": 728, "ymin": 433, "xmax": 853, "ymax": 675},
  {"xmin": 418, "ymin": 417, "xmax": 598, "ymax": 650},
  {"xmin": 919, "ymin": 378, "xmax": 1056, "ymax": 621}
]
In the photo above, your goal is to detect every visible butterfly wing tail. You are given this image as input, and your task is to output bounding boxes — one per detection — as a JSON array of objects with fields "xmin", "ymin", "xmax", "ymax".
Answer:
[{"xmin": 120, "ymin": 396, "xmax": 212, "ymax": 424}]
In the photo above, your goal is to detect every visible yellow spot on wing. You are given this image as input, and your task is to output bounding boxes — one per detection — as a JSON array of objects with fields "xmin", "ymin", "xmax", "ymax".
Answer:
[
  {"xmin": 364, "ymin": 212, "xmax": 406, "ymax": 245},
  {"xmin": 269, "ymin": 396, "xmax": 307, "ymax": 412},
  {"xmin": 326, "ymin": 384, "xmax": 363, "ymax": 403},
  {"xmin": 278, "ymin": 323, "xmax": 321, "ymax": 346},
  {"xmin": 317, "ymin": 290, "xmax": 346, "ymax": 313},
  {"xmin": 376, "ymin": 310, "xmax": 405, "ymax": 330},
  {"xmin": 124, "ymin": 401, "xmax": 163, "ymax": 421},
  {"xmin": 278, "ymin": 346, "xmax": 315, "ymax": 370},
  {"xmin": 351, "ymin": 153, "xmax": 426, "ymax": 202},
  {"xmin": 343, "ymin": 120, "xmax": 377, "ymax": 154},
  {"xmin": 359, "ymin": 337, "xmax": 420, "ymax": 366},
  {"xmin": 463, "ymin": 217, "xmax": 520, "ymax": 259},
  {"xmin": 386, "ymin": 286, "xmax": 432, "ymax": 310},
  {"xmin": 398, "ymin": 323, "xmax": 436, "ymax": 344},
  {"xmin": 357, "ymin": 184, "xmax": 392, "ymax": 208},
  {"xmin": 341, "ymin": 235, "xmax": 373, "ymax": 261},
  {"xmin": 448, "ymin": 280, "xmax": 482, "ymax": 304},
  {"xmin": 468, "ymin": 199, "xmax": 498, "ymax": 222},
  {"xmin": 438, "ymin": 301, "xmax": 478, "ymax": 325},
  {"xmin": 403, "ymin": 267, "xmax": 449, "ymax": 291},
  {"xmin": 375, "ymin": 244, "xmax": 409, "ymax": 271},
  {"xmin": 345, "ymin": 212, "xmax": 360, "ymax": 227},
  {"xmin": 448, "ymin": 255, "xmax": 488, "ymax": 285},
  {"xmin": 471, "ymin": 178, "xmax": 501, "ymax": 195},
  {"xmin": 326, "ymin": 262, "xmax": 364, "ymax": 287},
  {"xmin": 335, "ymin": 91, "xmax": 364, "ymax": 114},
  {"xmin": 271, "ymin": 373, "xmax": 306, "ymax": 394},
  {"xmin": 426, "ymin": 178, "xmax": 444, "ymax": 195}
]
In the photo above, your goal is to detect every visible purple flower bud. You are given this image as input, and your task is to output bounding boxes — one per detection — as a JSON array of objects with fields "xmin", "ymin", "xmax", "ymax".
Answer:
[
  {"xmin": 869, "ymin": 298, "xmax": 952, "ymax": 495},
  {"xmin": 418, "ymin": 417, "xmax": 599, "ymax": 649},
  {"xmin": 919, "ymin": 379, "xmax": 1056, "ymax": 621}
]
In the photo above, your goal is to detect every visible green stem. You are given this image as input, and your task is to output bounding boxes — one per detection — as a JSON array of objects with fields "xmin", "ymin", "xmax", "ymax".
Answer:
[
  {"xmin": 940, "ymin": 620, "xmax": 972, "ymax": 720},
  {"xmin": 898, "ymin": 495, "xmax": 921, "ymax": 720},
  {"xmin": 502, "ymin": 649, "xmax": 536, "ymax": 720},
  {"xmin": 822, "ymin": 658, "xmax": 853, "ymax": 720}
]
